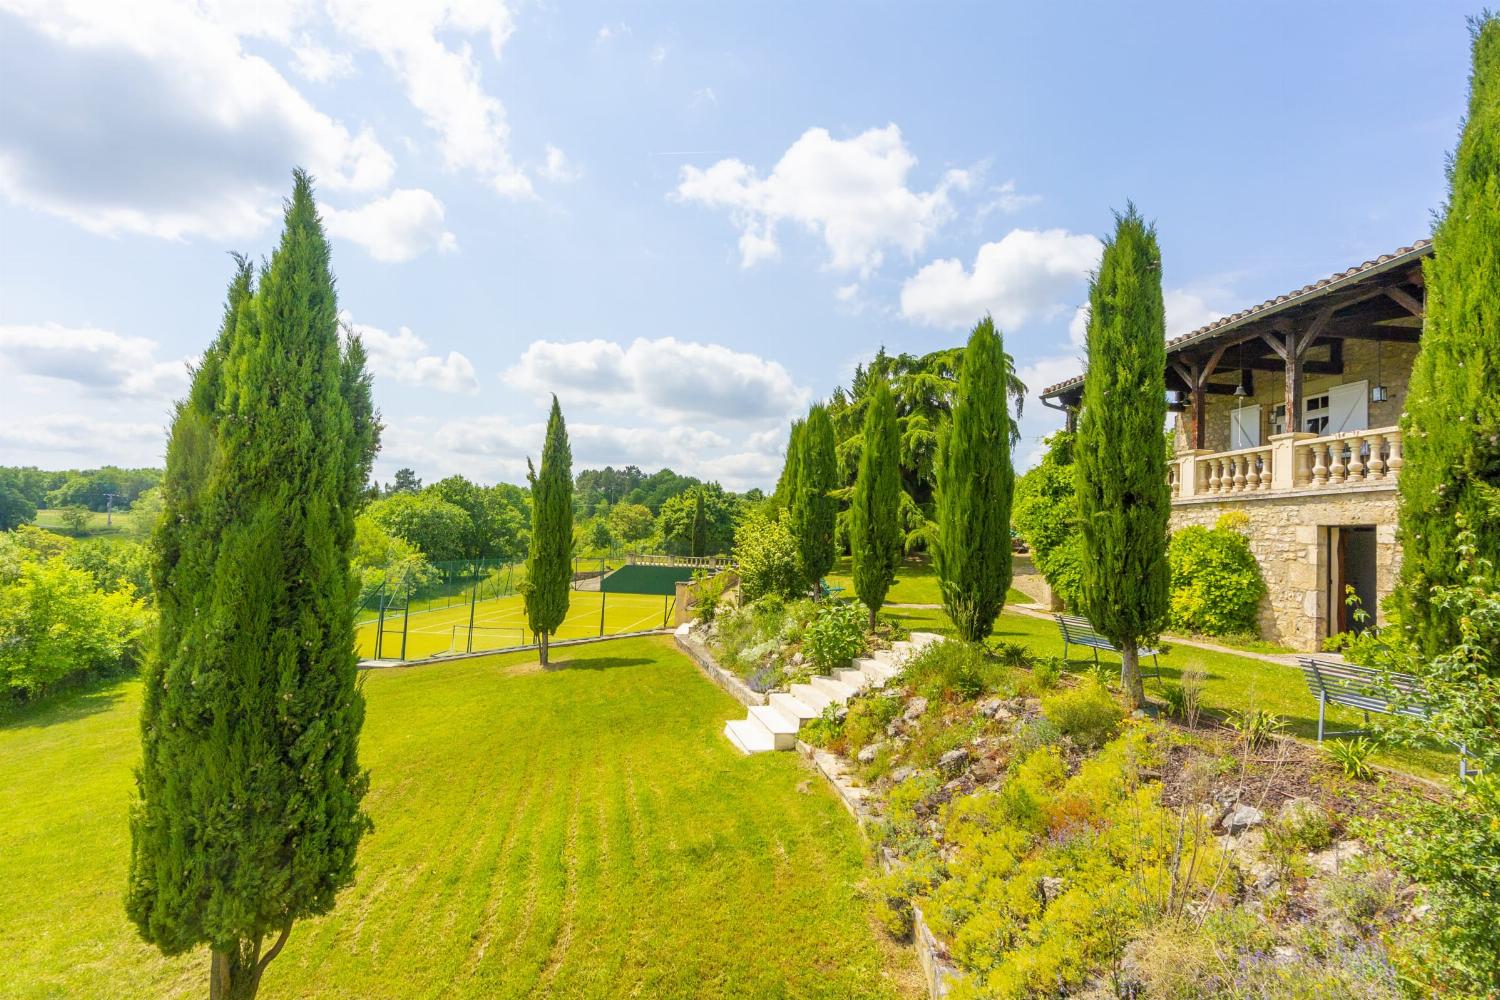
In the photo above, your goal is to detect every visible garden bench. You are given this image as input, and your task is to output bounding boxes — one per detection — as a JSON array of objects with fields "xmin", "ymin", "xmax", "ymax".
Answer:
[
  {"xmin": 1053, "ymin": 615, "xmax": 1160, "ymax": 680},
  {"xmin": 1297, "ymin": 657, "xmax": 1474, "ymax": 778}
]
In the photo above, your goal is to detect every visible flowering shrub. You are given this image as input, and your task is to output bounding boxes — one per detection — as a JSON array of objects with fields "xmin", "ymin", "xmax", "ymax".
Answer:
[
  {"xmin": 1041, "ymin": 682, "xmax": 1124, "ymax": 749},
  {"xmin": 1167, "ymin": 512, "xmax": 1266, "ymax": 636}
]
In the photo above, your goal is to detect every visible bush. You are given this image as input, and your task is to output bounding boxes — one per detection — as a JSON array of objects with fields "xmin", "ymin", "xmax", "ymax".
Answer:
[
  {"xmin": 802, "ymin": 600, "xmax": 868, "ymax": 671},
  {"xmin": 902, "ymin": 640, "xmax": 1010, "ymax": 702},
  {"xmin": 733, "ymin": 507, "xmax": 803, "ymax": 602},
  {"xmin": 1013, "ymin": 431, "xmax": 1085, "ymax": 609},
  {"xmin": 1031, "ymin": 656, "xmax": 1063, "ymax": 690},
  {"xmin": 1041, "ymin": 683, "xmax": 1125, "ymax": 749},
  {"xmin": 1167, "ymin": 513, "xmax": 1266, "ymax": 636},
  {"xmin": 844, "ymin": 693, "xmax": 903, "ymax": 753},
  {"xmin": 64, "ymin": 537, "xmax": 152, "ymax": 599},
  {"xmin": 1325, "ymin": 736, "xmax": 1378, "ymax": 781}
]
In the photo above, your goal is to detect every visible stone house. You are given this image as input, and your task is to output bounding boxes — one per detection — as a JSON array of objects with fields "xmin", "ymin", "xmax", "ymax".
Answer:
[{"xmin": 1039, "ymin": 241, "xmax": 1431, "ymax": 651}]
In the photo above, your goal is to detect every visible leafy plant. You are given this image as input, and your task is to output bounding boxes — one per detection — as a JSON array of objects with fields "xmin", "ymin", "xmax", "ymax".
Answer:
[
  {"xmin": 902, "ymin": 640, "xmax": 1008, "ymax": 702},
  {"xmin": 1159, "ymin": 681, "xmax": 1187, "ymax": 719},
  {"xmin": 802, "ymin": 600, "xmax": 868, "ymax": 671},
  {"xmin": 1325, "ymin": 736, "xmax": 1378, "ymax": 782},
  {"xmin": 1180, "ymin": 668, "xmax": 1205, "ymax": 729},
  {"xmin": 1031, "ymin": 656, "xmax": 1063, "ymax": 690},
  {"xmin": 1086, "ymin": 660, "xmax": 1115, "ymax": 690},
  {"xmin": 1230, "ymin": 708, "xmax": 1286, "ymax": 749},
  {"xmin": 1167, "ymin": 513, "xmax": 1267, "ymax": 637},
  {"xmin": 993, "ymin": 640, "xmax": 1033, "ymax": 669},
  {"xmin": 1041, "ymin": 683, "xmax": 1125, "ymax": 750}
]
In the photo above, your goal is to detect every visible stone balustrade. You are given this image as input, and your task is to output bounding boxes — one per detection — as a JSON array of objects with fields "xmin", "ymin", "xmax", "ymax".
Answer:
[{"xmin": 1173, "ymin": 425, "xmax": 1402, "ymax": 501}]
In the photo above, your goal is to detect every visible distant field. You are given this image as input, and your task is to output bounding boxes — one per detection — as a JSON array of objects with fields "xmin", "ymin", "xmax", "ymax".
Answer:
[
  {"xmin": 357, "ymin": 590, "xmax": 675, "ymax": 659},
  {"xmin": 32, "ymin": 508, "xmax": 131, "ymax": 538},
  {"xmin": 827, "ymin": 556, "xmax": 1029, "ymax": 608}
]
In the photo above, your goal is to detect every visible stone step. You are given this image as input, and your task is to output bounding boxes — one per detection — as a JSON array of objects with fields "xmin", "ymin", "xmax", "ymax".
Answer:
[
  {"xmin": 810, "ymin": 675, "xmax": 857, "ymax": 701},
  {"xmin": 835, "ymin": 667, "xmax": 870, "ymax": 690},
  {"xmin": 909, "ymin": 631, "xmax": 944, "ymax": 648},
  {"xmin": 724, "ymin": 718, "xmax": 776, "ymax": 754},
  {"xmin": 748, "ymin": 705, "xmax": 799, "ymax": 750},
  {"xmin": 855, "ymin": 656, "xmax": 898, "ymax": 683},
  {"xmin": 770, "ymin": 691, "xmax": 819, "ymax": 722},
  {"xmin": 789, "ymin": 683, "xmax": 835, "ymax": 714}
]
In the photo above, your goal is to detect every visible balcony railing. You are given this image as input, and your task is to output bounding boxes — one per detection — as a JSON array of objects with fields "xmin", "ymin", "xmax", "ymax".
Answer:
[{"xmin": 1171, "ymin": 426, "xmax": 1402, "ymax": 500}]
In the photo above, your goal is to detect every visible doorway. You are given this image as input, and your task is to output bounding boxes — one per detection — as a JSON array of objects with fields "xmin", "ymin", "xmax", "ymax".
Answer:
[{"xmin": 1329, "ymin": 525, "xmax": 1378, "ymax": 635}]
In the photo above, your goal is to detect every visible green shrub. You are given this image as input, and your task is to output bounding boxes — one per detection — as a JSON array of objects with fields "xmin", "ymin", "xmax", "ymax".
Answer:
[
  {"xmin": 733, "ymin": 507, "xmax": 803, "ymax": 601},
  {"xmin": 992, "ymin": 641, "xmax": 1033, "ymax": 669},
  {"xmin": 1031, "ymin": 656, "xmax": 1063, "ymax": 690},
  {"xmin": 1013, "ymin": 431, "xmax": 1085, "ymax": 609},
  {"xmin": 902, "ymin": 640, "xmax": 1009, "ymax": 702},
  {"xmin": 1159, "ymin": 681, "xmax": 1187, "ymax": 719},
  {"xmin": 1230, "ymin": 708, "xmax": 1286, "ymax": 749},
  {"xmin": 1167, "ymin": 513, "xmax": 1266, "ymax": 636},
  {"xmin": 802, "ymin": 600, "xmax": 868, "ymax": 671},
  {"xmin": 1325, "ymin": 737, "xmax": 1378, "ymax": 782},
  {"xmin": 870, "ymin": 853, "xmax": 943, "ymax": 939},
  {"xmin": 799, "ymin": 703, "xmax": 844, "ymax": 747},
  {"xmin": 1041, "ymin": 683, "xmax": 1125, "ymax": 749},
  {"xmin": 844, "ymin": 693, "xmax": 903, "ymax": 753}
]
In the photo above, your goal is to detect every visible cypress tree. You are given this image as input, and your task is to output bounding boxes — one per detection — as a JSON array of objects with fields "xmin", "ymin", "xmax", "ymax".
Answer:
[
  {"xmin": 691, "ymin": 487, "xmax": 707, "ymax": 557},
  {"xmin": 1075, "ymin": 206, "xmax": 1171, "ymax": 708},
  {"xmin": 850, "ymin": 375, "xmax": 903, "ymax": 628},
  {"xmin": 127, "ymin": 171, "xmax": 379, "ymax": 999},
  {"xmin": 774, "ymin": 419, "xmax": 805, "ymax": 510},
  {"xmin": 933, "ymin": 317, "xmax": 1015, "ymax": 642},
  {"xmin": 792, "ymin": 404, "xmax": 838, "ymax": 596},
  {"xmin": 524, "ymin": 396, "xmax": 573, "ymax": 665},
  {"xmin": 1395, "ymin": 15, "xmax": 1500, "ymax": 657}
]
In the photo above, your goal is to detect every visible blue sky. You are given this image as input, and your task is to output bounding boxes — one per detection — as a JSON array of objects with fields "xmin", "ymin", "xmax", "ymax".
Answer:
[{"xmin": 0, "ymin": 1, "xmax": 1475, "ymax": 491}]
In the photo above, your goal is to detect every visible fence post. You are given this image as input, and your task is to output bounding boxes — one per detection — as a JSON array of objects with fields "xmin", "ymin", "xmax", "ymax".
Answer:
[
  {"xmin": 467, "ymin": 577, "xmax": 478, "ymax": 653},
  {"xmin": 374, "ymin": 588, "xmax": 385, "ymax": 660},
  {"xmin": 399, "ymin": 583, "xmax": 411, "ymax": 660},
  {"xmin": 599, "ymin": 589, "xmax": 607, "ymax": 638}
]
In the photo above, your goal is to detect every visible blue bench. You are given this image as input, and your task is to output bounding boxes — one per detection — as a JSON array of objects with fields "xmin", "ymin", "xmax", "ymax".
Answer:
[
  {"xmin": 1054, "ymin": 614, "xmax": 1160, "ymax": 680},
  {"xmin": 1298, "ymin": 657, "xmax": 1474, "ymax": 779}
]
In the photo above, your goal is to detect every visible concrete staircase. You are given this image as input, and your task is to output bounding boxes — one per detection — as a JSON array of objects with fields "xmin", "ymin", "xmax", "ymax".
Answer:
[{"xmin": 723, "ymin": 632, "xmax": 945, "ymax": 755}]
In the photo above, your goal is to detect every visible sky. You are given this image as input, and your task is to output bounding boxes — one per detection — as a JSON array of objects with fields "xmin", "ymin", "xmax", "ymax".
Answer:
[{"xmin": 0, "ymin": 1, "xmax": 1476, "ymax": 492}]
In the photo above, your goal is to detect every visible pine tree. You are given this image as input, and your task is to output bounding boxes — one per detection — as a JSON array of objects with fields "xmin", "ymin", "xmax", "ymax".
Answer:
[
  {"xmin": 127, "ymin": 171, "xmax": 379, "ymax": 1000},
  {"xmin": 524, "ymin": 396, "xmax": 573, "ymax": 665},
  {"xmin": 850, "ymin": 375, "xmax": 903, "ymax": 628},
  {"xmin": 773, "ymin": 419, "xmax": 805, "ymax": 510},
  {"xmin": 1075, "ymin": 206, "xmax": 1171, "ymax": 708},
  {"xmin": 1395, "ymin": 15, "xmax": 1500, "ymax": 657},
  {"xmin": 792, "ymin": 404, "xmax": 838, "ymax": 596},
  {"xmin": 933, "ymin": 317, "xmax": 1015, "ymax": 642}
]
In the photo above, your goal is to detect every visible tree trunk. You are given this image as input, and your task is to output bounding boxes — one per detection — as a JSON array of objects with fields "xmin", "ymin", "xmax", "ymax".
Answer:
[
  {"xmin": 539, "ymin": 630, "xmax": 549, "ymax": 666},
  {"xmin": 209, "ymin": 927, "xmax": 289, "ymax": 1000},
  {"xmin": 868, "ymin": 605, "xmax": 878, "ymax": 631},
  {"xmin": 1120, "ymin": 644, "xmax": 1145, "ymax": 709}
]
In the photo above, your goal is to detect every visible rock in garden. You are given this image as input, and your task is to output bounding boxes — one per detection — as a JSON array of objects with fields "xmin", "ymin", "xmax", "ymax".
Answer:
[
  {"xmin": 1309, "ymin": 839, "xmax": 1364, "ymax": 875},
  {"xmin": 903, "ymin": 696, "xmax": 928, "ymax": 722},
  {"xmin": 937, "ymin": 747, "xmax": 970, "ymax": 774},
  {"xmin": 791, "ymin": 651, "xmax": 804, "ymax": 666},
  {"xmin": 1278, "ymin": 796, "xmax": 1326, "ymax": 827},
  {"xmin": 1223, "ymin": 803, "xmax": 1266, "ymax": 834},
  {"xmin": 857, "ymin": 742, "xmax": 882, "ymax": 764},
  {"xmin": 1038, "ymin": 876, "xmax": 1067, "ymax": 904},
  {"xmin": 976, "ymin": 696, "xmax": 1004, "ymax": 718},
  {"xmin": 889, "ymin": 766, "xmax": 916, "ymax": 784}
]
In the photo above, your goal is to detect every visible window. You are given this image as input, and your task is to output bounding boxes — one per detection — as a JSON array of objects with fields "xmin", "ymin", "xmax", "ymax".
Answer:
[{"xmin": 1304, "ymin": 393, "xmax": 1330, "ymax": 434}]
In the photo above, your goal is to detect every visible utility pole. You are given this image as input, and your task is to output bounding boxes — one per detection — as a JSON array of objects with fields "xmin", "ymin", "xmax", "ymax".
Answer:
[{"xmin": 103, "ymin": 492, "xmax": 122, "ymax": 528}]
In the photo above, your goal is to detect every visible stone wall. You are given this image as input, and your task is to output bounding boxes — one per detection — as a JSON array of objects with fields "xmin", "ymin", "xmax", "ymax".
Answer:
[
  {"xmin": 1010, "ymin": 553, "xmax": 1060, "ymax": 609},
  {"xmin": 1169, "ymin": 487, "xmax": 1400, "ymax": 650}
]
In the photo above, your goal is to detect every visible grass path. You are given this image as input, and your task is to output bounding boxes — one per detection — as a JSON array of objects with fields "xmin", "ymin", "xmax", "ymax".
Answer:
[{"xmin": 0, "ymin": 636, "xmax": 920, "ymax": 1000}]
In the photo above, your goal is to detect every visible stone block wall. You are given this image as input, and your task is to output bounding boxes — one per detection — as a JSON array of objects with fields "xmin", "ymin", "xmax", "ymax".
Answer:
[{"xmin": 1169, "ymin": 487, "xmax": 1400, "ymax": 650}]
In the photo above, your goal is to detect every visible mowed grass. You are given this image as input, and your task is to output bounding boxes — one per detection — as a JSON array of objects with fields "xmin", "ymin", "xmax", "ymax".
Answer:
[
  {"xmin": 826, "ymin": 556, "xmax": 1028, "ymax": 608},
  {"xmin": 888, "ymin": 606, "xmax": 1455, "ymax": 781},
  {"xmin": 357, "ymin": 590, "xmax": 676, "ymax": 660},
  {"xmin": 32, "ymin": 508, "xmax": 129, "ymax": 538},
  {"xmin": 0, "ymin": 636, "xmax": 920, "ymax": 1000}
]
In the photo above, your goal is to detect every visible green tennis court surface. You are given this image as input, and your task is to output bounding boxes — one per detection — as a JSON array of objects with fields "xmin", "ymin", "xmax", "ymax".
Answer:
[
  {"xmin": 598, "ymin": 563, "xmax": 697, "ymax": 596},
  {"xmin": 356, "ymin": 590, "xmax": 674, "ymax": 660}
]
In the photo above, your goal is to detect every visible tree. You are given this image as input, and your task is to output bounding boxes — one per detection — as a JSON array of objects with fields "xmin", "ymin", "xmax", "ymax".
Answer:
[
  {"xmin": 390, "ymin": 467, "xmax": 421, "ymax": 494},
  {"xmin": 364, "ymin": 492, "xmax": 469, "ymax": 563},
  {"xmin": 0, "ymin": 472, "xmax": 37, "ymax": 530},
  {"xmin": 522, "ymin": 396, "xmax": 573, "ymax": 666},
  {"xmin": 1394, "ymin": 14, "xmax": 1500, "ymax": 659},
  {"xmin": 1014, "ymin": 431, "xmax": 1085, "ymax": 609},
  {"xmin": 691, "ymin": 488, "xmax": 706, "ymax": 556},
  {"xmin": 1074, "ymin": 207, "xmax": 1171, "ymax": 708},
  {"xmin": 773, "ymin": 420, "xmax": 805, "ymax": 510},
  {"xmin": 790, "ymin": 404, "xmax": 837, "ymax": 595},
  {"xmin": 933, "ymin": 317, "xmax": 1015, "ymax": 642},
  {"xmin": 609, "ymin": 502, "xmax": 654, "ymax": 544},
  {"xmin": 733, "ymin": 508, "xmax": 803, "ymax": 601},
  {"xmin": 60, "ymin": 505, "xmax": 91, "ymax": 534},
  {"xmin": 658, "ymin": 484, "xmax": 738, "ymax": 556},
  {"xmin": 127, "ymin": 172, "xmax": 378, "ymax": 1000},
  {"xmin": 849, "ymin": 375, "xmax": 903, "ymax": 627}
]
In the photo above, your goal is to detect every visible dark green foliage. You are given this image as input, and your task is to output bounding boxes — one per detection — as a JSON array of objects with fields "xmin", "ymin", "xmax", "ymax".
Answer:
[
  {"xmin": 1167, "ymin": 513, "xmax": 1266, "ymax": 636},
  {"xmin": 1013, "ymin": 431, "xmax": 1084, "ymax": 609},
  {"xmin": 791, "ymin": 405, "xmax": 838, "ymax": 593},
  {"xmin": 127, "ymin": 171, "xmax": 378, "ymax": 997},
  {"xmin": 523, "ymin": 396, "xmax": 573, "ymax": 662},
  {"xmin": 45, "ymin": 466, "xmax": 161, "ymax": 512},
  {"xmin": 691, "ymin": 488, "xmax": 706, "ymax": 556},
  {"xmin": 1075, "ymin": 207, "xmax": 1171, "ymax": 705},
  {"xmin": 0, "ymin": 469, "xmax": 38, "ymax": 529},
  {"xmin": 1395, "ymin": 15, "xmax": 1500, "ymax": 659},
  {"xmin": 390, "ymin": 468, "xmax": 421, "ymax": 493},
  {"xmin": 850, "ymin": 376, "xmax": 903, "ymax": 624},
  {"xmin": 658, "ymin": 482, "xmax": 738, "ymax": 555},
  {"xmin": 774, "ymin": 419, "xmax": 805, "ymax": 510},
  {"xmin": 934, "ymin": 317, "xmax": 1015, "ymax": 642}
]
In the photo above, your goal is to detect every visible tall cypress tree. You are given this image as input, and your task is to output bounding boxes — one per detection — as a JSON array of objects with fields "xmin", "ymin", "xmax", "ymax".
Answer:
[
  {"xmin": 933, "ymin": 317, "xmax": 1015, "ymax": 642},
  {"xmin": 850, "ymin": 375, "xmax": 903, "ymax": 628},
  {"xmin": 774, "ymin": 419, "xmax": 805, "ymax": 510},
  {"xmin": 1075, "ymin": 206, "xmax": 1170, "ymax": 708},
  {"xmin": 127, "ymin": 171, "xmax": 379, "ymax": 1000},
  {"xmin": 792, "ymin": 404, "xmax": 838, "ymax": 596},
  {"xmin": 1395, "ymin": 15, "xmax": 1500, "ymax": 657},
  {"xmin": 524, "ymin": 396, "xmax": 573, "ymax": 665},
  {"xmin": 691, "ymin": 487, "xmax": 707, "ymax": 557}
]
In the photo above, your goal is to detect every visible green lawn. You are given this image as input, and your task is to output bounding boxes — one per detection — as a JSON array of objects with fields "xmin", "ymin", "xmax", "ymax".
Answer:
[
  {"xmin": 826, "ymin": 555, "xmax": 1028, "ymax": 607},
  {"xmin": 32, "ymin": 507, "xmax": 130, "ymax": 538},
  {"xmin": 889, "ymin": 606, "xmax": 1455, "ymax": 781},
  {"xmin": 1, "ymin": 636, "xmax": 919, "ymax": 1000}
]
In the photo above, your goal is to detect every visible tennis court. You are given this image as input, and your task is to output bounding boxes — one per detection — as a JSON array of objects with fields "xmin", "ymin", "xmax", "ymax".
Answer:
[{"xmin": 356, "ymin": 589, "xmax": 675, "ymax": 660}]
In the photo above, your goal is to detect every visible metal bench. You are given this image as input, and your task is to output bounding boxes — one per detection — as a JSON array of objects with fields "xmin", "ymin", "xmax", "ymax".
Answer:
[
  {"xmin": 1054, "ymin": 614, "xmax": 1160, "ymax": 680},
  {"xmin": 1298, "ymin": 657, "xmax": 1474, "ymax": 778}
]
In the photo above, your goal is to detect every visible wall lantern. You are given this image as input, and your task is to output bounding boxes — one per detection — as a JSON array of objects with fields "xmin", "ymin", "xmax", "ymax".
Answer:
[{"xmin": 1371, "ymin": 384, "xmax": 1389, "ymax": 403}]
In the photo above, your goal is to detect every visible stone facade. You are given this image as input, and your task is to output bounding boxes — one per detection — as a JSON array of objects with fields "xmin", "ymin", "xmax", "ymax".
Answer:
[{"xmin": 1169, "ymin": 486, "xmax": 1400, "ymax": 650}]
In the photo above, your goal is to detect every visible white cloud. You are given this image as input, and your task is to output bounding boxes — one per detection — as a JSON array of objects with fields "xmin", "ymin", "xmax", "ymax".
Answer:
[
  {"xmin": 504, "ymin": 336, "xmax": 810, "ymax": 421},
  {"xmin": 325, "ymin": 0, "xmax": 533, "ymax": 198},
  {"xmin": 292, "ymin": 38, "xmax": 355, "ymax": 82},
  {"xmin": 900, "ymin": 228, "xmax": 1102, "ymax": 329},
  {"xmin": 689, "ymin": 87, "xmax": 718, "ymax": 109},
  {"xmin": 1018, "ymin": 355, "xmax": 1084, "ymax": 398},
  {"xmin": 1067, "ymin": 304, "xmax": 1089, "ymax": 347},
  {"xmin": 650, "ymin": 43, "xmax": 667, "ymax": 65},
  {"xmin": 340, "ymin": 313, "xmax": 478, "ymax": 393},
  {"xmin": 0, "ymin": 0, "xmax": 394, "ymax": 241},
  {"xmin": 538, "ymin": 144, "xmax": 581, "ymax": 183},
  {"xmin": 323, "ymin": 188, "xmax": 457, "ymax": 262},
  {"xmin": 595, "ymin": 23, "xmax": 629, "ymax": 45},
  {"xmin": 0, "ymin": 323, "xmax": 190, "ymax": 399},
  {"xmin": 0, "ymin": 413, "xmax": 165, "ymax": 466},
  {"xmin": 675, "ymin": 124, "xmax": 971, "ymax": 276},
  {"xmin": 1165, "ymin": 287, "xmax": 1227, "ymax": 340},
  {"xmin": 976, "ymin": 180, "xmax": 1040, "ymax": 219}
]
